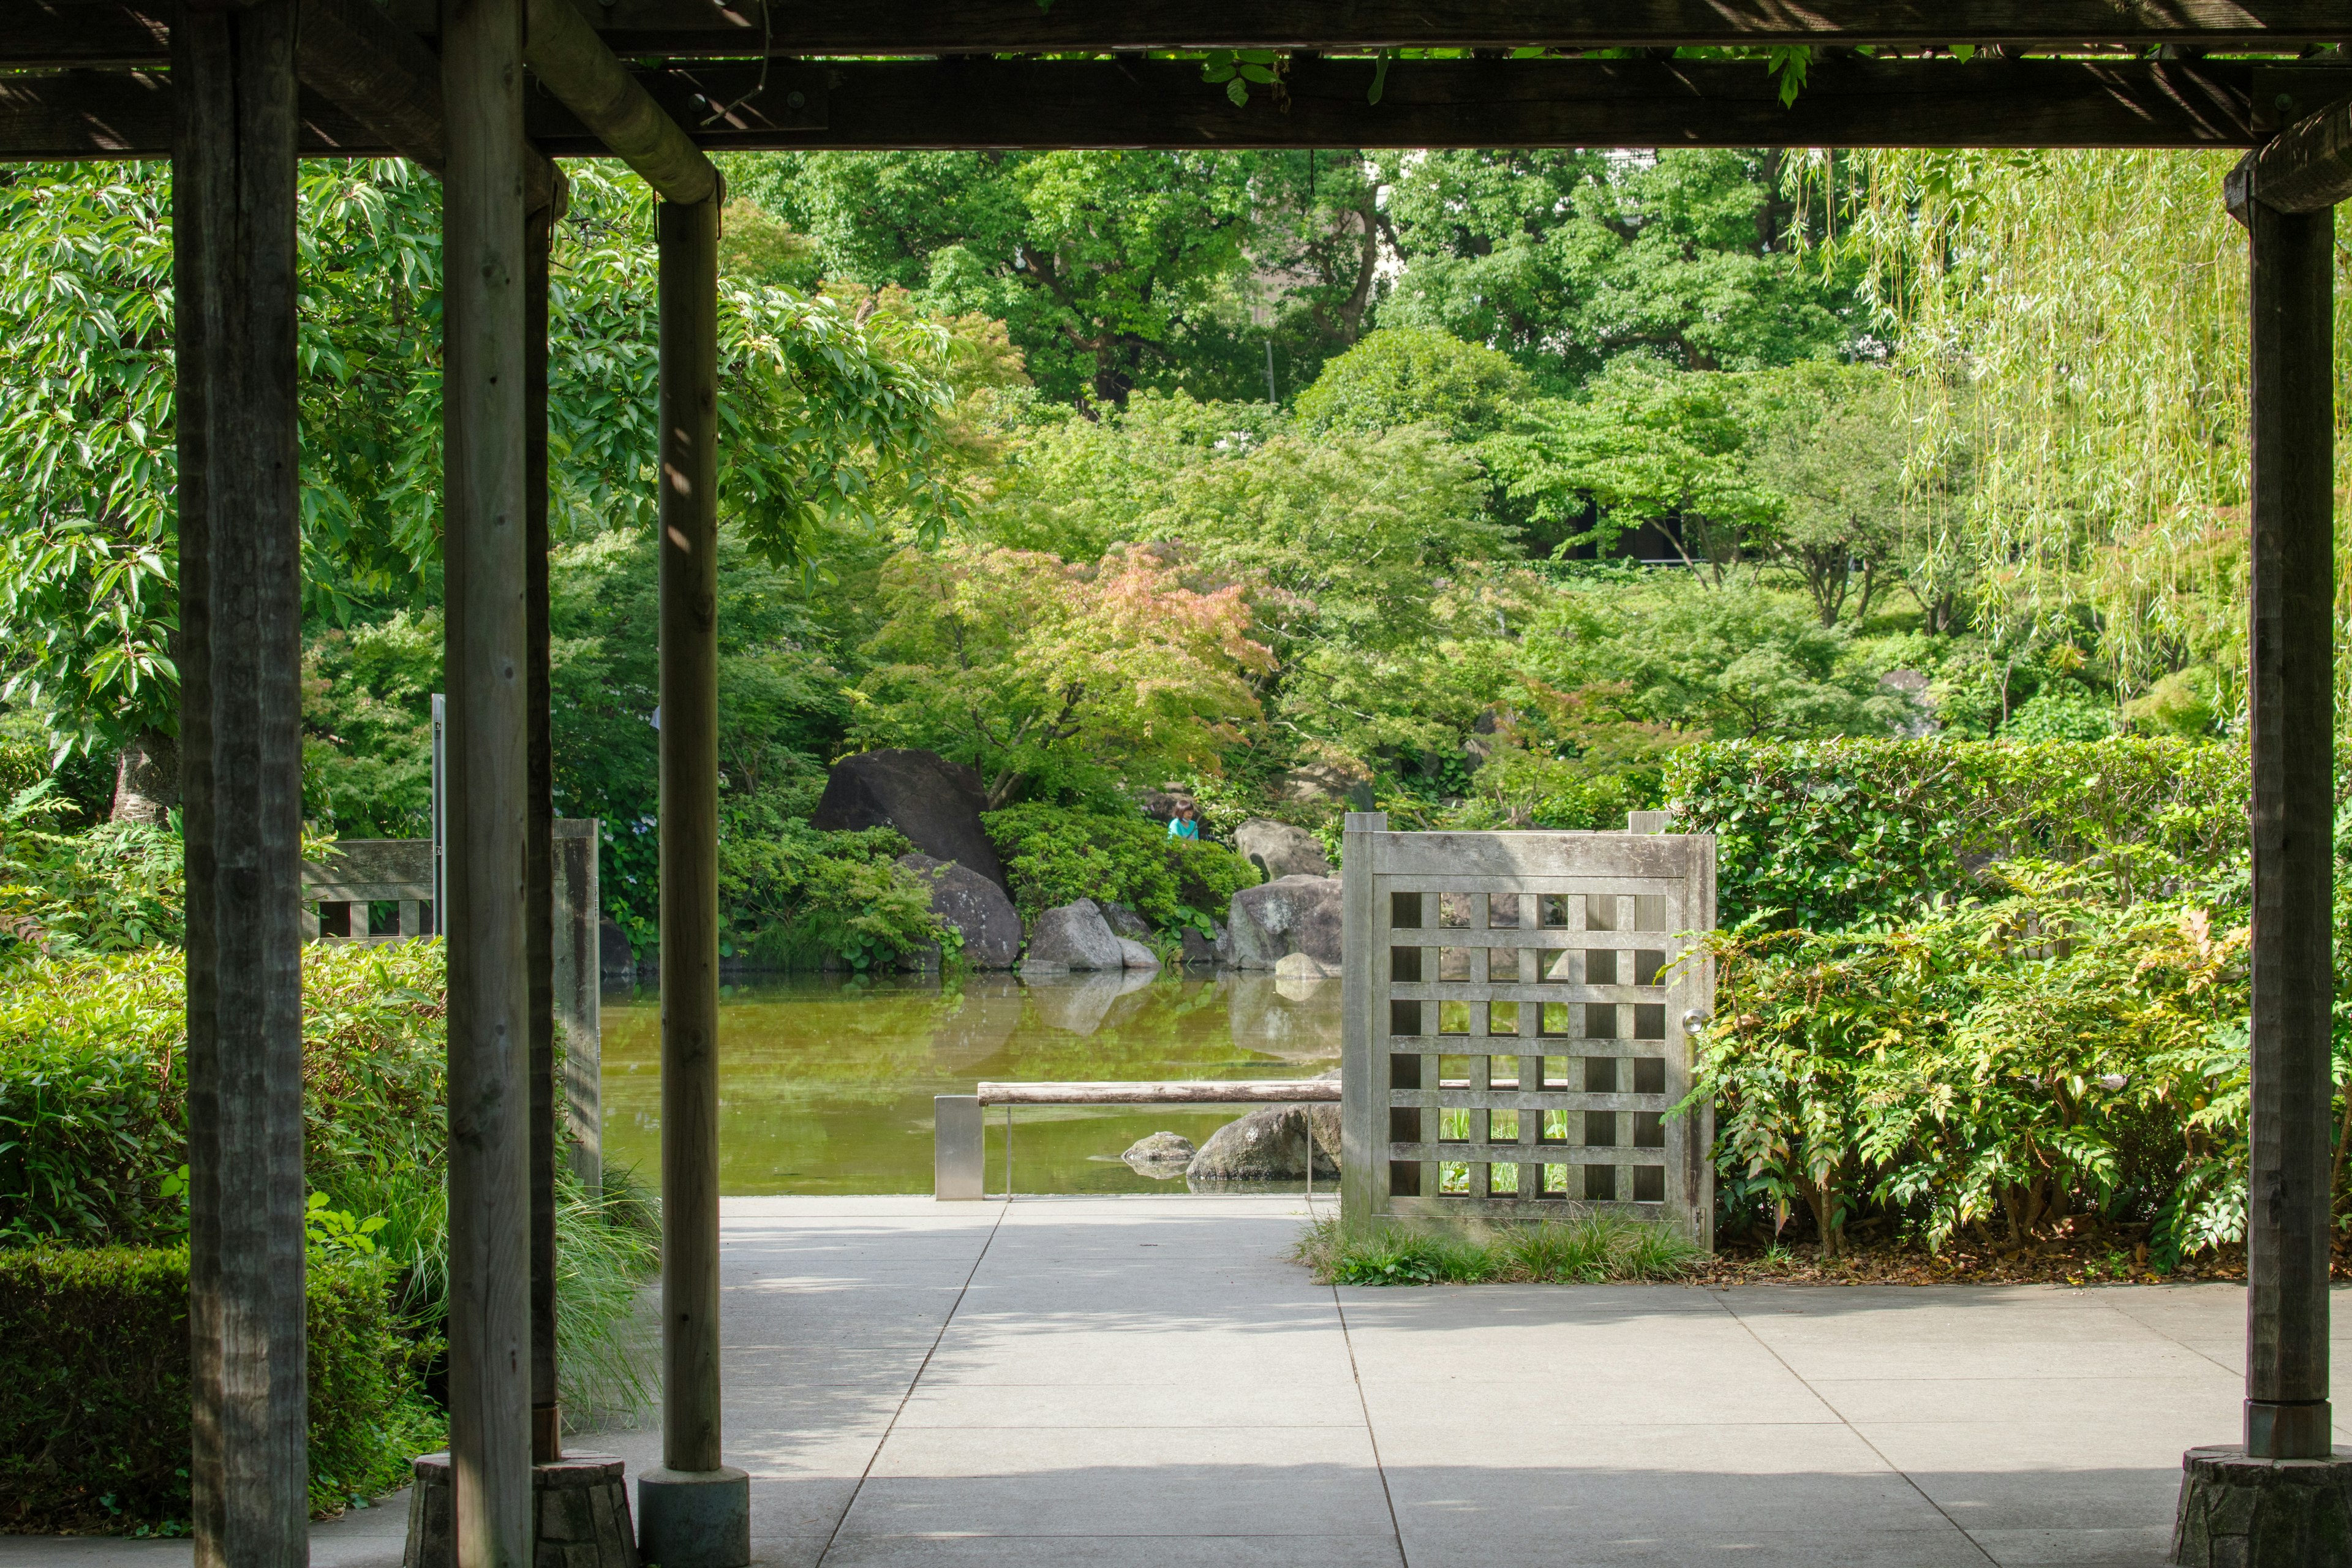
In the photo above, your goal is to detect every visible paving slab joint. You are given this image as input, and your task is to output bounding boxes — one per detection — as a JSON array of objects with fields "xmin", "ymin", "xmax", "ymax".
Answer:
[
  {"xmin": 2172, "ymin": 1444, "xmax": 2352, "ymax": 1566},
  {"xmin": 636, "ymin": 1465, "xmax": 750, "ymax": 1568}
]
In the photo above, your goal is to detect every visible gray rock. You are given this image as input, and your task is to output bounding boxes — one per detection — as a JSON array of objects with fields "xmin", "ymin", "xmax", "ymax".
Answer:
[
  {"xmin": 598, "ymin": 917, "xmax": 635, "ymax": 980},
  {"xmin": 1122, "ymin": 1131, "xmax": 1196, "ymax": 1164},
  {"xmin": 1099, "ymin": 902, "xmax": 1153, "ymax": 941},
  {"xmin": 1179, "ymin": 925, "xmax": 1221, "ymax": 966},
  {"xmin": 1115, "ymin": 936, "xmax": 1161, "ymax": 971},
  {"xmin": 1234, "ymin": 818, "xmax": 1331, "ymax": 882},
  {"xmin": 1186, "ymin": 1104, "xmax": 1340, "ymax": 1182},
  {"xmin": 897, "ymin": 854, "xmax": 1023, "ymax": 969},
  {"xmin": 1227, "ymin": 874, "xmax": 1343, "ymax": 969},
  {"xmin": 1020, "ymin": 899, "xmax": 1126, "ymax": 971},
  {"xmin": 810, "ymin": 748, "xmax": 1010, "ymax": 893}
]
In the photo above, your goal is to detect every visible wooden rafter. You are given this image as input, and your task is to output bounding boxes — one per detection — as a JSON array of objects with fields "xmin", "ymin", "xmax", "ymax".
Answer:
[
  {"xmin": 0, "ymin": 56, "xmax": 2270, "ymax": 157},
  {"xmin": 5, "ymin": 0, "xmax": 2349, "ymax": 69}
]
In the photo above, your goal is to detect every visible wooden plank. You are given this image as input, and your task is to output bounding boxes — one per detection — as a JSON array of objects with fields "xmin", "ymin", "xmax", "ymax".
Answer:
[
  {"xmin": 524, "ymin": 181, "xmax": 561, "ymax": 1468},
  {"xmin": 174, "ymin": 2, "xmax": 309, "ymax": 1564},
  {"xmin": 977, "ymin": 1080, "xmax": 1343, "ymax": 1105},
  {"xmin": 0, "ymin": 56, "xmax": 2268, "ymax": 157},
  {"xmin": 10, "ymin": 0, "xmax": 2347, "ymax": 67},
  {"xmin": 524, "ymin": 0, "xmax": 718, "ymax": 203},
  {"xmin": 2242, "ymin": 196, "xmax": 2337, "ymax": 1460},
  {"xmin": 578, "ymin": 56, "xmax": 2263, "ymax": 152},
  {"xmin": 440, "ymin": 0, "xmax": 535, "ymax": 1556},
  {"xmin": 657, "ymin": 194, "xmax": 725, "ymax": 1479},
  {"xmin": 2251, "ymin": 94, "xmax": 2352, "ymax": 212},
  {"xmin": 552, "ymin": 820, "xmax": 604, "ymax": 1190},
  {"xmin": 1339, "ymin": 811, "xmax": 1383, "ymax": 1229}
]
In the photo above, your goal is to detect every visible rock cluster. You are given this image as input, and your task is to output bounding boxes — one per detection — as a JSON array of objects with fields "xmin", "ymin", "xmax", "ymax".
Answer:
[
  {"xmin": 1232, "ymin": 818, "xmax": 1331, "ymax": 881},
  {"xmin": 1022, "ymin": 899, "xmax": 1161, "ymax": 972},
  {"xmin": 897, "ymin": 854, "xmax": 1023, "ymax": 969}
]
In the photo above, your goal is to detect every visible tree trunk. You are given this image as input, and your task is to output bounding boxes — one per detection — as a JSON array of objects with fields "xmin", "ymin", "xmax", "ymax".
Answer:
[{"xmin": 112, "ymin": 726, "xmax": 180, "ymax": 824}]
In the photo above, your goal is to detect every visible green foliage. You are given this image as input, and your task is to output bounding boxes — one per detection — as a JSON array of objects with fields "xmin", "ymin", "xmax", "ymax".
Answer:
[
  {"xmin": 1692, "ymin": 878, "xmax": 2250, "ymax": 1263},
  {"xmin": 0, "ymin": 783, "xmax": 182, "ymax": 957},
  {"xmin": 853, "ymin": 539, "xmax": 1270, "ymax": 808},
  {"xmin": 0, "ymin": 1246, "xmax": 442, "ymax": 1531},
  {"xmin": 1532, "ymin": 578, "xmax": 1911, "ymax": 746},
  {"xmin": 1294, "ymin": 326, "xmax": 1531, "ymax": 439},
  {"xmin": 1294, "ymin": 1213, "xmax": 1700, "ymax": 1286},
  {"xmin": 1373, "ymin": 148, "xmax": 1861, "ymax": 388},
  {"xmin": 717, "ymin": 821, "xmax": 943, "ymax": 971},
  {"xmin": 1667, "ymin": 736, "xmax": 2246, "ymax": 932},
  {"xmin": 982, "ymin": 802, "xmax": 1259, "ymax": 928}
]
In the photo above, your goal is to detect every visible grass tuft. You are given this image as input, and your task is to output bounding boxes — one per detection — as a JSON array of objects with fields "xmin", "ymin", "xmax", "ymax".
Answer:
[{"xmin": 1294, "ymin": 1213, "xmax": 1700, "ymax": 1286}]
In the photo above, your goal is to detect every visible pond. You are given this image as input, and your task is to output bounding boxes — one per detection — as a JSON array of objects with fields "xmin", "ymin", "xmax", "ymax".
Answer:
[{"xmin": 598, "ymin": 968, "xmax": 1340, "ymax": 1196}]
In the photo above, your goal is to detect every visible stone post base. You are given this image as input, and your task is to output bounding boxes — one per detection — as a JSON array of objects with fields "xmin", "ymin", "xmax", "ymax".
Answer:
[
  {"xmin": 402, "ymin": 1452, "xmax": 639, "ymax": 1568},
  {"xmin": 2173, "ymin": 1445, "xmax": 2352, "ymax": 1566},
  {"xmin": 636, "ymin": 1466, "xmax": 750, "ymax": 1568}
]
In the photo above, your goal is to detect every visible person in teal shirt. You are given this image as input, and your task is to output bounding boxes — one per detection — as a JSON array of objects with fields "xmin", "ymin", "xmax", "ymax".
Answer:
[{"xmin": 1166, "ymin": 802, "xmax": 1200, "ymax": 840}]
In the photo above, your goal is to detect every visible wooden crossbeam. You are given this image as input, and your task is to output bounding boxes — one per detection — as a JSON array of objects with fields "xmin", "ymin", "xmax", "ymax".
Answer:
[
  {"xmin": 4, "ymin": 0, "xmax": 2347, "ymax": 69},
  {"xmin": 2249, "ymin": 94, "xmax": 2352, "ymax": 209},
  {"xmin": 0, "ymin": 56, "xmax": 2264, "ymax": 157}
]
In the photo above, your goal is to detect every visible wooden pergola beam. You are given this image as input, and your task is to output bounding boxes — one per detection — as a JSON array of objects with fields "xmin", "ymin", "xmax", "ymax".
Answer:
[
  {"xmin": 2246, "ymin": 93, "xmax": 2352, "ymax": 209},
  {"xmin": 523, "ymin": 0, "xmax": 718, "ymax": 204},
  {"xmin": 8, "ymin": 0, "xmax": 2350, "ymax": 69},
  {"xmin": 0, "ymin": 56, "xmax": 2274, "ymax": 156}
]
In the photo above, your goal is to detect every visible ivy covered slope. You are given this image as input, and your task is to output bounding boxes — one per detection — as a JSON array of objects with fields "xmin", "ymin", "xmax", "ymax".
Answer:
[{"xmin": 1672, "ymin": 737, "xmax": 2269, "ymax": 1267}]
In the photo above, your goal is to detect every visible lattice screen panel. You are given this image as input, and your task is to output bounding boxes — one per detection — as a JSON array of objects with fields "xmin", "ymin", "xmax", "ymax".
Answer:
[{"xmin": 1338, "ymin": 815, "xmax": 1715, "ymax": 1243}]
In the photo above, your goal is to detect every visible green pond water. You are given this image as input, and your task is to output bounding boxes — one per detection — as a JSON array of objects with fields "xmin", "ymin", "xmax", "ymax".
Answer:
[{"xmin": 598, "ymin": 969, "xmax": 1340, "ymax": 1195}]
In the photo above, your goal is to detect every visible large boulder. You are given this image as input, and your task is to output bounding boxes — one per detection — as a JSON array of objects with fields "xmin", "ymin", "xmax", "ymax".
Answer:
[
  {"xmin": 1227, "ymin": 874, "xmax": 1344, "ymax": 970},
  {"xmin": 1180, "ymin": 924, "xmax": 1222, "ymax": 966},
  {"xmin": 1099, "ymin": 902, "xmax": 1153, "ymax": 941},
  {"xmin": 1186, "ymin": 1104, "xmax": 1340, "ymax": 1183},
  {"xmin": 1234, "ymin": 819, "xmax": 1330, "ymax": 882},
  {"xmin": 896, "ymin": 854, "xmax": 1023, "ymax": 969},
  {"xmin": 1115, "ymin": 936, "xmax": 1161, "ymax": 971},
  {"xmin": 1020, "ymin": 899, "xmax": 1125, "ymax": 972},
  {"xmin": 810, "ymin": 749, "xmax": 1009, "ymax": 892}
]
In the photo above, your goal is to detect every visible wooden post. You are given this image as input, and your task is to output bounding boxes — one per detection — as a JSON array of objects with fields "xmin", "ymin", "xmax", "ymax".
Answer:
[
  {"xmin": 526, "ymin": 174, "xmax": 562, "ymax": 1468},
  {"xmin": 173, "ymin": 4, "xmax": 306, "ymax": 1565},
  {"xmin": 440, "ymin": 0, "xmax": 532, "ymax": 1561},
  {"xmin": 2242, "ymin": 194, "xmax": 2335, "ymax": 1463},
  {"xmin": 639, "ymin": 192, "xmax": 750, "ymax": 1566}
]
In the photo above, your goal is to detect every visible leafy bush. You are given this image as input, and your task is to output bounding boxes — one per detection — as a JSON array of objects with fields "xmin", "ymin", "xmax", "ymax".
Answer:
[
  {"xmin": 0, "ymin": 944, "xmax": 445, "ymax": 1246},
  {"xmin": 1294, "ymin": 1213, "xmax": 1699, "ymax": 1286},
  {"xmin": 1667, "ymin": 736, "xmax": 2245, "ymax": 930},
  {"xmin": 1692, "ymin": 875, "xmax": 2253, "ymax": 1264},
  {"xmin": 982, "ymin": 802, "xmax": 1259, "ymax": 927},
  {"xmin": 0, "ymin": 1246, "xmax": 442, "ymax": 1531},
  {"xmin": 717, "ymin": 820, "xmax": 944, "ymax": 970},
  {"xmin": 0, "ymin": 785, "xmax": 183, "ymax": 959}
]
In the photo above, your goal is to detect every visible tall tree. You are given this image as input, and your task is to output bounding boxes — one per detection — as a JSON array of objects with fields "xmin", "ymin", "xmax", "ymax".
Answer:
[{"xmin": 1374, "ymin": 148, "xmax": 1863, "ymax": 388}]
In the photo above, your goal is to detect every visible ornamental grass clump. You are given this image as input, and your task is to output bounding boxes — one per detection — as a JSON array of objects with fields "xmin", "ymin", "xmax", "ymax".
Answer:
[{"xmin": 1295, "ymin": 1213, "xmax": 1700, "ymax": 1286}]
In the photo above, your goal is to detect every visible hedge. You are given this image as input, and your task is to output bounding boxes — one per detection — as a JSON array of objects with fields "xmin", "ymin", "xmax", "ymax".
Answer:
[
  {"xmin": 0, "ymin": 1246, "xmax": 441, "ymax": 1531},
  {"xmin": 0, "ymin": 944, "xmax": 446, "ymax": 1247},
  {"xmin": 1665, "ymin": 736, "xmax": 2246, "ymax": 931}
]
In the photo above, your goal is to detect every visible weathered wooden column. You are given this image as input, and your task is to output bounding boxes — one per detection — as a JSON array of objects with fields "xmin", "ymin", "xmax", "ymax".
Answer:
[
  {"xmin": 441, "ymin": 0, "xmax": 533, "ymax": 1560},
  {"xmin": 2240, "ymin": 192, "xmax": 2336, "ymax": 1467},
  {"xmin": 526, "ymin": 173, "xmax": 564, "ymax": 1468},
  {"xmin": 642, "ymin": 191, "xmax": 750, "ymax": 1566},
  {"xmin": 2173, "ymin": 165, "xmax": 2350, "ymax": 1567},
  {"xmin": 173, "ymin": 3, "xmax": 307, "ymax": 1565}
]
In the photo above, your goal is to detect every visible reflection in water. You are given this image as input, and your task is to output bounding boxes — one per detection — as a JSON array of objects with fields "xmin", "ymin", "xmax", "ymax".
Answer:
[{"xmin": 600, "ymin": 970, "xmax": 1339, "ymax": 1196}]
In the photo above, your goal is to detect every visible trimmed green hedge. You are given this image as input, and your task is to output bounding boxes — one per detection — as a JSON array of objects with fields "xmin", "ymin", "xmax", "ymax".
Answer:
[
  {"xmin": 1665, "ymin": 737, "xmax": 2246, "ymax": 930},
  {"xmin": 0, "ymin": 1246, "xmax": 440, "ymax": 1531}
]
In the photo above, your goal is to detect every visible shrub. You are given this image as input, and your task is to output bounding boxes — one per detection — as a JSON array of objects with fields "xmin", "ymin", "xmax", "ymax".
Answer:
[
  {"xmin": 0, "ymin": 785, "xmax": 183, "ymax": 960},
  {"xmin": 982, "ymin": 802, "xmax": 1259, "ymax": 927},
  {"xmin": 717, "ymin": 820, "xmax": 944, "ymax": 970},
  {"xmin": 1666, "ymin": 736, "xmax": 2245, "ymax": 930},
  {"xmin": 1692, "ymin": 875, "xmax": 2252, "ymax": 1263},
  {"xmin": 0, "ymin": 1246, "xmax": 442, "ymax": 1531},
  {"xmin": 0, "ymin": 944, "xmax": 446, "ymax": 1247}
]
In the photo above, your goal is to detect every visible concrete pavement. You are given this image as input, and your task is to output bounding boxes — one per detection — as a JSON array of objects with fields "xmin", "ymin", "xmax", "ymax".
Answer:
[{"xmin": 3, "ymin": 1194, "xmax": 2335, "ymax": 1567}]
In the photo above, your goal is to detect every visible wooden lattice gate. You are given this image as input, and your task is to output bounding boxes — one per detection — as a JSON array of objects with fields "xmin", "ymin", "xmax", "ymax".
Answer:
[{"xmin": 1339, "ymin": 812, "xmax": 1716, "ymax": 1246}]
